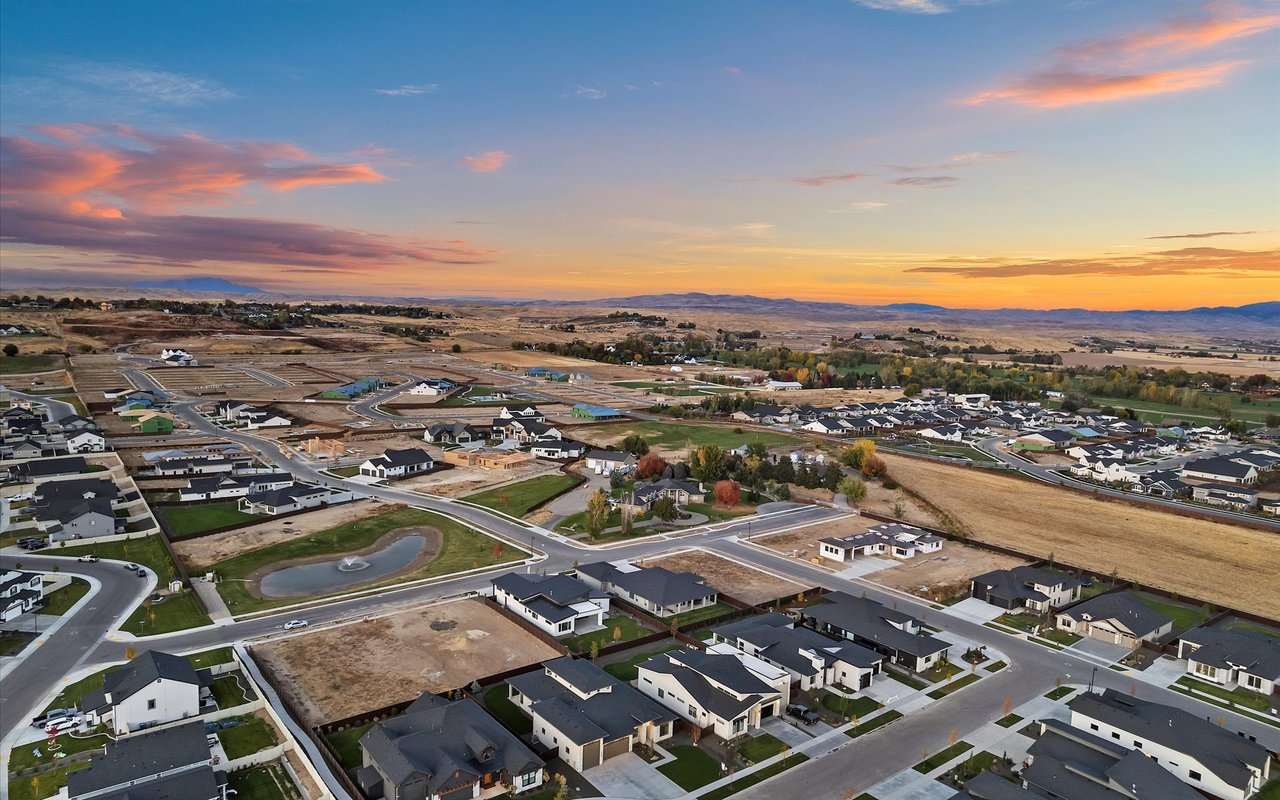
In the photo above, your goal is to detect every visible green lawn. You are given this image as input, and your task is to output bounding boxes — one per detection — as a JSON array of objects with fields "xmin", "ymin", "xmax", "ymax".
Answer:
[
  {"xmin": 590, "ymin": 421, "xmax": 801, "ymax": 452},
  {"xmin": 738, "ymin": 733, "xmax": 788, "ymax": 764},
  {"xmin": 927, "ymin": 673, "xmax": 981, "ymax": 699},
  {"xmin": 483, "ymin": 685, "xmax": 532, "ymax": 735},
  {"xmin": 211, "ymin": 674, "xmax": 251, "ymax": 709},
  {"xmin": 921, "ymin": 661, "xmax": 963, "ymax": 682},
  {"xmin": 218, "ymin": 716, "xmax": 279, "ymax": 760},
  {"xmin": 158, "ymin": 502, "xmax": 259, "ymax": 536},
  {"xmin": 0, "ymin": 354, "xmax": 65, "ymax": 374},
  {"xmin": 657, "ymin": 745, "xmax": 723, "ymax": 791},
  {"xmin": 1135, "ymin": 595, "xmax": 1209, "ymax": 631},
  {"xmin": 1044, "ymin": 686, "xmax": 1075, "ymax": 701},
  {"xmin": 1176, "ymin": 676, "xmax": 1272, "ymax": 712},
  {"xmin": 7, "ymin": 762, "xmax": 89, "ymax": 800},
  {"xmin": 201, "ymin": 507, "xmax": 525, "ymax": 614},
  {"xmin": 0, "ymin": 633, "xmax": 34, "ymax": 657},
  {"xmin": 846, "ymin": 710, "xmax": 902, "ymax": 739},
  {"xmin": 669, "ymin": 602, "xmax": 737, "ymax": 628},
  {"xmin": 913, "ymin": 741, "xmax": 973, "ymax": 773},
  {"xmin": 187, "ymin": 647, "xmax": 235, "ymax": 669},
  {"xmin": 562, "ymin": 615, "xmax": 650, "ymax": 654},
  {"xmin": 603, "ymin": 644, "xmax": 681, "ymax": 682},
  {"xmin": 820, "ymin": 693, "xmax": 882, "ymax": 720},
  {"xmin": 324, "ymin": 722, "xmax": 375, "ymax": 770},
  {"xmin": 1041, "ymin": 628, "xmax": 1082, "ymax": 646},
  {"xmin": 996, "ymin": 713, "xmax": 1023, "ymax": 728},
  {"xmin": 984, "ymin": 661, "xmax": 1008, "ymax": 673},
  {"xmin": 465, "ymin": 474, "xmax": 582, "ymax": 517},
  {"xmin": 994, "ymin": 613, "xmax": 1048, "ymax": 633},
  {"xmin": 699, "ymin": 754, "xmax": 809, "ymax": 800},
  {"xmin": 227, "ymin": 763, "xmax": 301, "ymax": 800},
  {"xmin": 1225, "ymin": 620, "xmax": 1280, "ymax": 639},
  {"xmin": 41, "ymin": 578, "xmax": 90, "ymax": 616},
  {"xmin": 8, "ymin": 731, "xmax": 110, "ymax": 774},
  {"xmin": 683, "ymin": 502, "xmax": 758, "ymax": 522},
  {"xmin": 122, "ymin": 590, "xmax": 209, "ymax": 636},
  {"xmin": 327, "ymin": 465, "xmax": 361, "ymax": 477},
  {"xmin": 55, "ymin": 535, "xmax": 181, "ymax": 582},
  {"xmin": 52, "ymin": 395, "xmax": 89, "ymax": 416},
  {"xmin": 1259, "ymin": 778, "xmax": 1280, "ymax": 800},
  {"xmin": 882, "ymin": 669, "xmax": 928, "ymax": 690}
]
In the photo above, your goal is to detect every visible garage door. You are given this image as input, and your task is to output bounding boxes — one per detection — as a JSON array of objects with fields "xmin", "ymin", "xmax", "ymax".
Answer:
[
  {"xmin": 582, "ymin": 741, "xmax": 603, "ymax": 770},
  {"xmin": 760, "ymin": 702, "xmax": 777, "ymax": 719},
  {"xmin": 603, "ymin": 737, "xmax": 630, "ymax": 761}
]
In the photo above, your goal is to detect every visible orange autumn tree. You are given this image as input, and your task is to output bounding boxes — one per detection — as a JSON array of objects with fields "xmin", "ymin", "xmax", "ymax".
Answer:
[{"xmin": 713, "ymin": 479, "xmax": 741, "ymax": 508}]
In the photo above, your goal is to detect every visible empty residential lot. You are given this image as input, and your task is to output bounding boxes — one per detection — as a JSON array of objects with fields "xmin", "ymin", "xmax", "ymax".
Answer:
[
  {"xmin": 253, "ymin": 600, "xmax": 562, "ymax": 725},
  {"xmin": 172, "ymin": 500, "xmax": 385, "ymax": 566},
  {"xmin": 640, "ymin": 550, "xmax": 804, "ymax": 605},
  {"xmin": 882, "ymin": 454, "xmax": 1280, "ymax": 618}
]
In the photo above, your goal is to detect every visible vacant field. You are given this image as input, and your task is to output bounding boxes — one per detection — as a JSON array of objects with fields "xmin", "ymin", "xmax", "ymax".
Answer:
[
  {"xmin": 148, "ymin": 367, "xmax": 266, "ymax": 390},
  {"xmin": 172, "ymin": 500, "xmax": 385, "ymax": 567},
  {"xmin": 881, "ymin": 454, "xmax": 1280, "ymax": 617},
  {"xmin": 640, "ymin": 550, "xmax": 804, "ymax": 605},
  {"xmin": 1058, "ymin": 350, "xmax": 1273, "ymax": 377},
  {"xmin": 464, "ymin": 473, "xmax": 582, "ymax": 517},
  {"xmin": 254, "ymin": 600, "xmax": 562, "ymax": 725},
  {"xmin": 756, "ymin": 516, "xmax": 872, "ymax": 562},
  {"xmin": 579, "ymin": 420, "xmax": 801, "ymax": 456},
  {"xmin": 863, "ymin": 546, "xmax": 1031, "ymax": 601}
]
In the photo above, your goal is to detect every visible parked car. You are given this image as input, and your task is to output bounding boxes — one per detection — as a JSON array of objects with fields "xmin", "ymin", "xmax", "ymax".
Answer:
[
  {"xmin": 283, "ymin": 619, "xmax": 309, "ymax": 630},
  {"xmin": 16, "ymin": 537, "xmax": 41, "ymax": 547},
  {"xmin": 123, "ymin": 562, "xmax": 140, "ymax": 570},
  {"xmin": 786, "ymin": 704, "xmax": 820, "ymax": 725},
  {"xmin": 77, "ymin": 554, "xmax": 99, "ymax": 563},
  {"xmin": 24, "ymin": 540, "xmax": 48, "ymax": 551},
  {"xmin": 135, "ymin": 569, "xmax": 146, "ymax": 578},
  {"xmin": 9, "ymin": 492, "xmax": 33, "ymax": 502},
  {"xmin": 31, "ymin": 709, "xmax": 76, "ymax": 728},
  {"xmin": 46, "ymin": 716, "xmax": 83, "ymax": 733}
]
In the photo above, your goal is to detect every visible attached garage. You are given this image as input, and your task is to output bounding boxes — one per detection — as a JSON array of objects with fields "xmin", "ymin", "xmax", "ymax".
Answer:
[
  {"xmin": 760, "ymin": 701, "xmax": 778, "ymax": 719},
  {"xmin": 581, "ymin": 740, "xmax": 603, "ymax": 770},
  {"xmin": 603, "ymin": 736, "xmax": 631, "ymax": 761}
]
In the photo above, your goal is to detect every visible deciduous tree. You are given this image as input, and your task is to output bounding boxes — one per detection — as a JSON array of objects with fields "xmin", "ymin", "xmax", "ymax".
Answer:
[
  {"xmin": 713, "ymin": 480, "xmax": 741, "ymax": 508},
  {"xmin": 584, "ymin": 489, "xmax": 610, "ymax": 538},
  {"xmin": 635, "ymin": 452, "xmax": 667, "ymax": 480},
  {"xmin": 689, "ymin": 444, "xmax": 726, "ymax": 483}
]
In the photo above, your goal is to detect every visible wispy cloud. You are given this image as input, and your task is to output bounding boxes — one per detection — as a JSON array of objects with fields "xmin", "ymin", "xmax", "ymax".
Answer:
[
  {"xmin": 1145, "ymin": 230, "xmax": 1258, "ymax": 239},
  {"xmin": 828, "ymin": 201, "xmax": 890, "ymax": 212},
  {"xmin": 891, "ymin": 176, "xmax": 958, "ymax": 188},
  {"xmin": 374, "ymin": 83, "xmax": 438, "ymax": 96},
  {"xmin": 459, "ymin": 150, "xmax": 511, "ymax": 173},
  {"xmin": 733, "ymin": 170, "xmax": 867, "ymax": 187},
  {"xmin": 962, "ymin": 3, "xmax": 1279, "ymax": 108},
  {"xmin": 905, "ymin": 247, "xmax": 1279, "ymax": 277},
  {"xmin": 574, "ymin": 85, "xmax": 607, "ymax": 100},
  {"xmin": 721, "ymin": 66, "xmax": 743, "ymax": 75},
  {"xmin": 2, "ymin": 60, "xmax": 234, "ymax": 113},
  {"xmin": 851, "ymin": 0, "xmax": 949, "ymax": 14}
]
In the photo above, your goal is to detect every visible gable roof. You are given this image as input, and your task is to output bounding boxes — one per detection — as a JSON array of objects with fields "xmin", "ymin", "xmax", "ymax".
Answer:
[
  {"xmin": 506, "ymin": 657, "xmax": 674, "ymax": 746},
  {"xmin": 1058, "ymin": 592, "xmax": 1171, "ymax": 638},
  {"xmin": 1180, "ymin": 626, "xmax": 1280, "ymax": 679},
  {"xmin": 579, "ymin": 562, "xmax": 717, "ymax": 607},
  {"xmin": 103, "ymin": 650, "xmax": 200, "ymax": 703},
  {"xmin": 800, "ymin": 591, "xmax": 949, "ymax": 658}
]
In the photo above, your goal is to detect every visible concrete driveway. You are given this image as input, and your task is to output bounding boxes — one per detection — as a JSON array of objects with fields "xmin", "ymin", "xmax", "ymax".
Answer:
[
  {"xmin": 1070, "ymin": 637, "xmax": 1133, "ymax": 663},
  {"xmin": 583, "ymin": 752, "xmax": 684, "ymax": 800},
  {"xmin": 943, "ymin": 597, "xmax": 1006, "ymax": 624},
  {"xmin": 836, "ymin": 556, "xmax": 898, "ymax": 579},
  {"xmin": 761, "ymin": 717, "xmax": 818, "ymax": 747}
]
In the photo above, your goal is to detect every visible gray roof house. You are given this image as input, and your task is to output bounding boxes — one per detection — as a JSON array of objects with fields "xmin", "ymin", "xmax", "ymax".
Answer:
[
  {"xmin": 798, "ymin": 591, "xmax": 950, "ymax": 672},
  {"xmin": 622, "ymin": 478, "xmax": 706, "ymax": 514},
  {"xmin": 239, "ymin": 483, "xmax": 329, "ymax": 515},
  {"xmin": 360, "ymin": 448, "xmax": 436, "ymax": 480},
  {"xmin": 358, "ymin": 693, "xmax": 545, "ymax": 800},
  {"xmin": 79, "ymin": 650, "xmax": 205, "ymax": 734},
  {"xmin": 504, "ymin": 657, "xmax": 676, "ymax": 772},
  {"xmin": 490, "ymin": 572, "xmax": 610, "ymax": 638},
  {"xmin": 969, "ymin": 566, "xmax": 1086, "ymax": 613},
  {"xmin": 635, "ymin": 648, "xmax": 790, "ymax": 740},
  {"xmin": 1055, "ymin": 592, "xmax": 1173, "ymax": 648},
  {"xmin": 947, "ymin": 771, "xmax": 1043, "ymax": 800},
  {"xmin": 1177, "ymin": 626, "xmax": 1280, "ymax": 696},
  {"xmin": 65, "ymin": 721, "xmax": 223, "ymax": 800},
  {"xmin": 711, "ymin": 612, "xmax": 884, "ymax": 692},
  {"xmin": 1023, "ymin": 717, "xmax": 1203, "ymax": 800},
  {"xmin": 575, "ymin": 561, "xmax": 718, "ymax": 618}
]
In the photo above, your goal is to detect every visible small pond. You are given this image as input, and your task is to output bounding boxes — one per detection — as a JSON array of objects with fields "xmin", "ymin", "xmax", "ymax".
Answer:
[{"xmin": 257, "ymin": 535, "xmax": 426, "ymax": 598}]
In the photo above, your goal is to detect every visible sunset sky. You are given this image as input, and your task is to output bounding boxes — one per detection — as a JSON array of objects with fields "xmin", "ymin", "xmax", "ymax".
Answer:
[{"xmin": 1, "ymin": 1, "xmax": 1277, "ymax": 310}]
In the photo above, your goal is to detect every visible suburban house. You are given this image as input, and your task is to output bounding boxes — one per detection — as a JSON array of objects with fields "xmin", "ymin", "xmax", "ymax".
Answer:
[
  {"xmin": 65, "ymin": 429, "xmax": 107, "ymax": 454},
  {"xmin": 622, "ymin": 478, "xmax": 706, "ymax": 515},
  {"xmin": 710, "ymin": 613, "xmax": 884, "ymax": 692},
  {"xmin": 1014, "ymin": 429, "xmax": 1077, "ymax": 450},
  {"xmin": 80, "ymin": 650, "xmax": 204, "ymax": 735},
  {"xmin": 798, "ymin": 591, "xmax": 950, "ymax": 672},
  {"xmin": 358, "ymin": 693, "xmax": 545, "ymax": 800},
  {"xmin": 359, "ymin": 448, "xmax": 436, "ymax": 480},
  {"xmin": 8, "ymin": 455, "xmax": 88, "ymax": 481},
  {"xmin": 0, "ymin": 569, "xmax": 44, "ymax": 622},
  {"xmin": 496, "ymin": 404, "xmax": 544, "ymax": 421},
  {"xmin": 1055, "ymin": 592, "xmax": 1173, "ymax": 648},
  {"xmin": 1064, "ymin": 690, "xmax": 1271, "ymax": 800},
  {"xmin": 423, "ymin": 422, "xmax": 482, "ymax": 445},
  {"xmin": 636, "ymin": 648, "xmax": 789, "ymax": 739},
  {"xmin": 494, "ymin": 418, "xmax": 562, "ymax": 443},
  {"xmin": 1138, "ymin": 470, "xmax": 1192, "ymax": 498},
  {"xmin": 32, "ymin": 491, "xmax": 118, "ymax": 541},
  {"xmin": 763, "ymin": 379, "xmax": 803, "ymax": 391},
  {"xmin": 159, "ymin": 347, "xmax": 198, "ymax": 366},
  {"xmin": 529, "ymin": 439, "xmax": 588, "ymax": 460},
  {"xmin": 575, "ymin": 562, "xmax": 719, "ymax": 619},
  {"xmin": 1190, "ymin": 483, "xmax": 1259, "ymax": 511},
  {"xmin": 969, "ymin": 566, "xmax": 1086, "ymax": 613},
  {"xmin": 818, "ymin": 523, "xmax": 944, "ymax": 562},
  {"xmin": 1024, "ymin": 717, "xmax": 1205, "ymax": 800},
  {"xmin": 178, "ymin": 472, "xmax": 293, "ymax": 501},
  {"xmin": 1177, "ymin": 626, "xmax": 1280, "ymax": 697},
  {"xmin": 1180, "ymin": 456, "xmax": 1259, "ymax": 485},
  {"xmin": 123, "ymin": 409, "xmax": 176, "ymax": 434},
  {"xmin": 490, "ymin": 572, "xmax": 610, "ymax": 638},
  {"xmin": 408, "ymin": 378, "xmax": 457, "ymax": 396},
  {"xmin": 584, "ymin": 449, "xmax": 636, "ymax": 476},
  {"xmin": 505, "ymin": 657, "xmax": 675, "ymax": 772},
  {"xmin": 65, "ymin": 722, "xmax": 225, "ymax": 800},
  {"xmin": 239, "ymin": 482, "xmax": 330, "ymax": 515}
]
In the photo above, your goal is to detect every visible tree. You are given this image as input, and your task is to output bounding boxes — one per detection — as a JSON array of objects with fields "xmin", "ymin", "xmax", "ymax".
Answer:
[
  {"xmin": 589, "ymin": 640, "xmax": 600, "ymax": 661},
  {"xmin": 635, "ymin": 452, "xmax": 667, "ymax": 480},
  {"xmin": 621, "ymin": 434, "xmax": 650, "ymax": 456},
  {"xmin": 689, "ymin": 444, "xmax": 727, "ymax": 483},
  {"xmin": 551, "ymin": 773, "xmax": 569, "ymax": 800},
  {"xmin": 450, "ymin": 343, "xmax": 462, "ymax": 353},
  {"xmin": 584, "ymin": 489, "xmax": 610, "ymax": 538},
  {"xmin": 612, "ymin": 625, "xmax": 623, "ymax": 642},
  {"xmin": 652, "ymin": 496, "xmax": 678, "ymax": 522},
  {"xmin": 713, "ymin": 480, "xmax": 741, "ymax": 508},
  {"xmin": 1003, "ymin": 695, "xmax": 1013, "ymax": 716},
  {"xmin": 1266, "ymin": 413, "xmax": 1280, "ymax": 428},
  {"xmin": 838, "ymin": 439, "xmax": 876, "ymax": 470},
  {"xmin": 1, "ymin": 343, "xmax": 16, "ymax": 358},
  {"xmin": 861, "ymin": 455, "xmax": 888, "ymax": 478},
  {"xmin": 837, "ymin": 476, "xmax": 866, "ymax": 504},
  {"xmin": 125, "ymin": 647, "xmax": 137, "ymax": 660},
  {"xmin": 904, "ymin": 383, "xmax": 922, "ymax": 397}
]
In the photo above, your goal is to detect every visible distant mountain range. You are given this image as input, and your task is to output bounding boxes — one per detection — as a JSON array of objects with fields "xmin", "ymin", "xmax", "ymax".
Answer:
[{"xmin": 130, "ymin": 276, "xmax": 262, "ymax": 293}]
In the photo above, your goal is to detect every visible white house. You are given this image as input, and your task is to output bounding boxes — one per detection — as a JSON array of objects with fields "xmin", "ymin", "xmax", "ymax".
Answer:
[
  {"xmin": 490, "ymin": 572, "xmax": 609, "ymax": 638},
  {"xmin": 818, "ymin": 523, "xmax": 943, "ymax": 562},
  {"xmin": 178, "ymin": 472, "xmax": 293, "ymax": 502},
  {"xmin": 763, "ymin": 379, "xmax": 803, "ymax": 391},
  {"xmin": 1177, "ymin": 627, "xmax": 1280, "ymax": 697},
  {"xmin": 239, "ymin": 483, "xmax": 331, "ymax": 515},
  {"xmin": 584, "ymin": 449, "xmax": 635, "ymax": 476},
  {"xmin": 65, "ymin": 430, "xmax": 107, "ymax": 454},
  {"xmin": 359, "ymin": 448, "xmax": 435, "ymax": 480},
  {"xmin": 1055, "ymin": 592, "xmax": 1173, "ymax": 649},
  {"xmin": 81, "ymin": 650, "xmax": 204, "ymax": 735},
  {"xmin": 637, "ymin": 648, "xmax": 788, "ymax": 739},
  {"xmin": 159, "ymin": 348, "xmax": 198, "ymax": 367},
  {"xmin": 710, "ymin": 613, "xmax": 883, "ymax": 693},
  {"xmin": 408, "ymin": 378, "xmax": 457, "ymax": 396},
  {"xmin": 575, "ymin": 562, "xmax": 718, "ymax": 618},
  {"xmin": 0, "ymin": 569, "xmax": 43, "ymax": 622}
]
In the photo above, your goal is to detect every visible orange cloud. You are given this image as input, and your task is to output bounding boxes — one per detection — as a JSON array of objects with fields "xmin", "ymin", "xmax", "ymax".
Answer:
[
  {"xmin": 904, "ymin": 247, "xmax": 1279, "ymax": 278},
  {"xmin": 460, "ymin": 150, "xmax": 511, "ymax": 173},
  {"xmin": 964, "ymin": 61, "xmax": 1245, "ymax": 108}
]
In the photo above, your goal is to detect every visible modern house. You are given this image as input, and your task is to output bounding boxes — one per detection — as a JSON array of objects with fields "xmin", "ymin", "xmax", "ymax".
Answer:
[
  {"xmin": 710, "ymin": 613, "xmax": 884, "ymax": 692},
  {"xmin": 358, "ymin": 693, "xmax": 545, "ymax": 800},
  {"xmin": 359, "ymin": 448, "xmax": 436, "ymax": 480},
  {"xmin": 584, "ymin": 450, "xmax": 635, "ymax": 475},
  {"xmin": 818, "ymin": 523, "xmax": 944, "ymax": 562},
  {"xmin": 622, "ymin": 479, "xmax": 706, "ymax": 515},
  {"xmin": 575, "ymin": 562, "xmax": 719, "ymax": 618},
  {"xmin": 1055, "ymin": 592, "xmax": 1173, "ymax": 648},
  {"xmin": 798, "ymin": 591, "xmax": 950, "ymax": 672},
  {"xmin": 490, "ymin": 572, "xmax": 610, "ymax": 638},
  {"xmin": 0, "ymin": 569, "xmax": 43, "ymax": 622},
  {"xmin": 1014, "ymin": 429, "xmax": 1077, "ymax": 450},
  {"xmin": 160, "ymin": 348, "xmax": 198, "ymax": 366},
  {"xmin": 80, "ymin": 650, "xmax": 204, "ymax": 735},
  {"xmin": 496, "ymin": 404, "xmax": 544, "ymax": 421},
  {"xmin": 1024, "ymin": 717, "xmax": 1205, "ymax": 800},
  {"xmin": 65, "ymin": 722, "xmax": 225, "ymax": 800},
  {"xmin": 1190, "ymin": 483, "xmax": 1259, "ymax": 511},
  {"xmin": 969, "ymin": 566, "xmax": 1086, "ymax": 613},
  {"xmin": 178, "ymin": 472, "xmax": 293, "ymax": 501},
  {"xmin": 1180, "ymin": 456, "xmax": 1259, "ymax": 485},
  {"xmin": 1177, "ymin": 626, "xmax": 1280, "ymax": 697},
  {"xmin": 636, "ymin": 648, "xmax": 789, "ymax": 739},
  {"xmin": 239, "ymin": 483, "xmax": 330, "ymax": 515},
  {"xmin": 408, "ymin": 378, "xmax": 457, "ymax": 396},
  {"xmin": 505, "ymin": 657, "xmax": 675, "ymax": 772},
  {"xmin": 424, "ymin": 422, "xmax": 482, "ymax": 445},
  {"xmin": 529, "ymin": 440, "xmax": 588, "ymax": 460}
]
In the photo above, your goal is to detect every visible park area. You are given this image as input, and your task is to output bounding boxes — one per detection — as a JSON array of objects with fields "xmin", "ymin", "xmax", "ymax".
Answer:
[
  {"xmin": 640, "ymin": 549, "xmax": 804, "ymax": 605},
  {"xmin": 253, "ymin": 599, "xmax": 563, "ymax": 725},
  {"xmin": 881, "ymin": 454, "xmax": 1280, "ymax": 618},
  {"xmin": 579, "ymin": 420, "xmax": 801, "ymax": 457}
]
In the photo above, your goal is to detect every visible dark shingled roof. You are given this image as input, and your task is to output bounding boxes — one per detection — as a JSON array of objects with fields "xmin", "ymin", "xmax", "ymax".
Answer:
[
  {"xmin": 1180, "ymin": 627, "xmax": 1280, "ymax": 679},
  {"xmin": 66, "ymin": 721, "xmax": 213, "ymax": 799},
  {"xmin": 1024, "ymin": 718, "xmax": 1203, "ymax": 800},
  {"xmin": 103, "ymin": 650, "xmax": 200, "ymax": 704},
  {"xmin": 800, "ymin": 591, "xmax": 949, "ymax": 659},
  {"xmin": 1057, "ymin": 592, "xmax": 1171, "ymax": 639},
  {"xmin": 577, "ymin": 562, "xmax": 717, "ymax": 608},
  {"xmin": 507, "ymin": 657, "xmax": 673, "ymax": 746},
  {"xmin": 712, "ymin": 614, "xmax": 883, "ymax": 676}
]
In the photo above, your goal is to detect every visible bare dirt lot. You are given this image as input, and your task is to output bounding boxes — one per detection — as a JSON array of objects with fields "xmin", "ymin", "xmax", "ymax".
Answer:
[
  {"xmin": 172, "ymin": 500, "xmax": 385, "ymax": 566},
  {"xmin": 881, "ymin": 454, "xmax": 1280, "ymax": 618},
  {"xmin": 254, "ymin": 599, "xmax": 563, "ymax": 725},
  {"xmin": 755, "ymin": 516, "xmax": 874, "ymax": 563},
  {"xmin": 862, "ymin": 546, "xmax": 1030, "ymax": 601},
  {"xmin": 641, "ymin": 549, "xmax": 804, "ymax": 605}
]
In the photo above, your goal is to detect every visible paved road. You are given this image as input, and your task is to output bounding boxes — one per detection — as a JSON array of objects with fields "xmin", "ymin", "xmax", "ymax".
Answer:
[{"xmin": 6, "ymin": 390, "xmax": 77, "ymax": 422}]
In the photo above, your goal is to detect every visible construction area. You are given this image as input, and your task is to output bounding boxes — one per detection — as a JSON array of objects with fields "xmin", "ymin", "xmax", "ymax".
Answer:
[{"xmin": 640, "ymin": 549, "xmax": 805, "ymax": 605}]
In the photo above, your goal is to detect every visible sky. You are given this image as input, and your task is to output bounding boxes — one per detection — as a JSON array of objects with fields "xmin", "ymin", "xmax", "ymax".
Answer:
[{"xmin": 1, "ymin": 0, "xmax": 1277, "ymax": 310}]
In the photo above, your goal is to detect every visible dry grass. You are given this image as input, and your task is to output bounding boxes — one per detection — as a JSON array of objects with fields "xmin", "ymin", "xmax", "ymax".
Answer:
[
  {"xmin": 640, "ymin": 550, "xmax": 804, "ymax": 605},
  {"xmin": 862, "ymin": 546, "xmax": 1030, "ymax": 601},
  {"xmin": 755, "ymin": 516, "xmax": 874, "ymax": 563},
  {"xmin": 253, "ymin": 599, "xmax": 562, "ymax": 725},
  {"xmin": 881, "ymin": 454, "xmax": 1280, "ymax": 618},
  {"xmin": 172, "ymin": 500, "xmax": 386, "ymax": 565}
]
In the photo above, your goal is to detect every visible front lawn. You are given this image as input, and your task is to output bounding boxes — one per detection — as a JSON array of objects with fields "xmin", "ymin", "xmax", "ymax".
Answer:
[
  {"xmin": 158, "ymin": 502, "xmax": 258, "ymax": 536},
  {"xmin": 657, "ymin": 745, "xmax": 723, "ymax": 791},
  {"xmin": 603, "ymin": 644, "xmax": 680, "ymax": 682},
  {"xmin": 218, "ymin": 716, "xmax": 279, "ymax": 760},
  {"xmin": 820, "ymin": 693, "xmax": 882, "ymax": 720},
  {"xmin": 41, "ymin": 578, "xmax": 90, "ymax": 616},
  {"xmin": 738, "ymin": 733, "xmax": 788, "ymax": 764},
  {"xmin": 483, "ymin": 685, "xmax": 532, "ymax": 735},
  {"xmin": 1042, "ymin": 628, "xmax": 1082, "ymax": 645},
  {"xmin": 994, "ymin": 613, "xmax": 1049, "ymax": 633},
  {"xmin": 590, "ymin": 421, "xmax": 802, "ymax": 453},
  {"xmin": 913, "ymin": 741, "xmax": 974, "ymax": 773},
  {"xmin": 1176, "ymin": 676, "xmax": 1272, "ymax": 712},
  {"xmin": 324, "ymin": 722, "xmax": 375, "ymax": 770},
  {"xmin": 465, "ymin": 474, "xmax": 582, "ymax": 517},
  {"xmin": 562, "ymin": 615, "xmax": 650, "ymax": 654},
  {"xmin": 683, "ymin": 502, "xmax": 757, "ymax": 522},
  {"xmin": 699, "ymin": 754, "xmax": 809, "ymax": 800}
]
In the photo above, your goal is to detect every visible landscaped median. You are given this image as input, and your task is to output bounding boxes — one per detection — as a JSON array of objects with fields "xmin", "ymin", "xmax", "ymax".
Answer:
[
  {"xmin": 912, "ymin": 740, "xmax": 974, "ymax": 773},
  {"xmin": 464, "ymin": 473, "xmax": 583, "ymax": 517},
  {"xmin": 698, "ymin": 754, "xmax": 810, "ymax": 800}
]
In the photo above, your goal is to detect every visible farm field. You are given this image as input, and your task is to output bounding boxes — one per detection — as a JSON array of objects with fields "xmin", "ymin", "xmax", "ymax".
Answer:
[
  {"xmin": 253, "ymin": 600, "xmax": 562, "ymax": 725},
  {"xmin": 640, "ymin": 549, "xmax": 804, "ymax": 605},
  {"xmin": 881, "ymin": 454, "xmax": 1280, "ymax": 617},
  {"xmin": 578, "ymin": 420, "xmax": 802, "ymax": 455}
]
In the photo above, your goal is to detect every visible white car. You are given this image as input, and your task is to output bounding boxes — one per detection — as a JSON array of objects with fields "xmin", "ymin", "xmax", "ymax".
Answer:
[
  {"xmin": 46, "ymin": 716, "xmax": 83, "ymax": 733},
  {"xmin": 78, "ymin": 555, "xmax": 99, "ymax": 563},
  {"xmin": 283, "ymin": 619, "xmax": 309, "ymax": 630},
  {"xmin": 9, "ymin": 493, "xmax": 33, "ymax": 503}
]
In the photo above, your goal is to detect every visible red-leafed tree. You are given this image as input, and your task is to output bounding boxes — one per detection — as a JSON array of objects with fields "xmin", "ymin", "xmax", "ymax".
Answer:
[
  {"xmin": 861, "ymin": 455, "xmax": 888, "ymax": 478},
  {"xmin": 714, "ymin": 479, "xmax": 741, "ymax": 508},
  {"xmin": 635, "ymin": 452, "xmax": 668, "ymax": 480}
]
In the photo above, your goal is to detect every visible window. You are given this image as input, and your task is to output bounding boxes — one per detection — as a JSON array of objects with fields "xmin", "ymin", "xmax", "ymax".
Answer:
[
  {"xmin": 1189, "ymin": 771, "xmax": 1202, "ymax": 782},
  {"xmin": 657, "ymin": 688, "xmax": 665, "ymax": 698},
  {"xmin": 1111, "ymin": 732, "xmax": 1120, "ymax": 740},
  {"xmin": 1133, "ymin": 740, "xmax": 1142, "ymax": 748},
  {"xmin": 147, "ymin": 699, "xmax": 157, "ymax": 710},
  {"xmin": 1089, "ymin": 723, "xmax": 1099, "ymax": 731}
]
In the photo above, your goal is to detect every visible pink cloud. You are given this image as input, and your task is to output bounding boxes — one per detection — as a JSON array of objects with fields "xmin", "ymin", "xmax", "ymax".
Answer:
[
  {"xmin": 721, "ymin": 66, "xmax": 743, "ymax": 75},
  {"xmin": 460, "ymin": 150, "xmax": 511, "ymax": 173}
]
